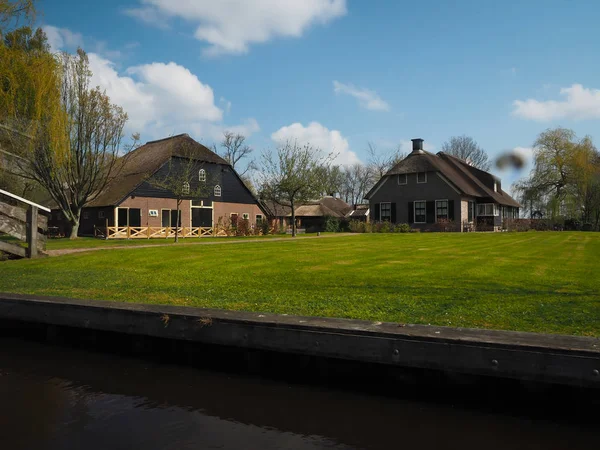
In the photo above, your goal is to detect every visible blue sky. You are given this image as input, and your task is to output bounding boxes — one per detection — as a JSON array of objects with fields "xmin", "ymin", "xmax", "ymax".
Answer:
[{"xmin": 38, "ymin": 0, "xmax": 600, "ymax": 189}]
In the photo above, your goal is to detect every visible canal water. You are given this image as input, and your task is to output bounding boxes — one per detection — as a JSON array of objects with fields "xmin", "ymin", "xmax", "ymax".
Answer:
[{"xmin": 1, "ymin": 337, "xmax": 598, "ymax": 450}]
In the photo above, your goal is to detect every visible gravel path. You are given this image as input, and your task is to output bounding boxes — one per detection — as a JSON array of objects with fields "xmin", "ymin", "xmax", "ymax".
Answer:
[{"xmin": 47, "ymin": 233, "xmax": 358, "ymax": 257}]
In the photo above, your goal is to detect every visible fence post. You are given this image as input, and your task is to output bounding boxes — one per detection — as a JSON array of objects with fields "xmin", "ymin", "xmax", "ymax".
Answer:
[{"xmin": 26, "ymin": 205, "xmax": 38, "ymax": 258}]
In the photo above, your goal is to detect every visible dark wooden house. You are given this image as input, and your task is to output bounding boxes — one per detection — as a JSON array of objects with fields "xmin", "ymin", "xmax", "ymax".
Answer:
[{"xmin": 365, "ymin": 138, "xmax": 520, "ymax": 231}]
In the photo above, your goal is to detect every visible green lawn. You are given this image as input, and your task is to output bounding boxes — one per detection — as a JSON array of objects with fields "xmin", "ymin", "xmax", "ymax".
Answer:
[
  {"xmin": 43, "ymin": 234, "xmax": 294, "ymax": 250},
  {"xmin": 1, "ymin": 232, "xmax": 599, "ymax": 336}
]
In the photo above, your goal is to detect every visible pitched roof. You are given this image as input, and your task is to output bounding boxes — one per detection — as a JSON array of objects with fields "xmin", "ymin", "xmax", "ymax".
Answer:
[
  {"xmin": 292, "ymin": 197, "xmax": 351, "ymax": 217},
  {"xmin": 259, "ymin": 200, "xmax": 292, "ymax": 218},
  {"xmin": 346, "ymin": 204, "xmax": 370, "ymax": 218},
  {"xmin": 365, "ymin": 149, "xmax": 521, "ymax": 207},
  {"xmin": 87, "ymin": 134, "xmax": 228, "ymax": 207}
]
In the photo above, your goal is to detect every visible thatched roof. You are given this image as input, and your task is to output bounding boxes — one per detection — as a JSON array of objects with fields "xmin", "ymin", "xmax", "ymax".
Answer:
[
  {"xmin": 87, "ymin": 134, "xmax": 228, "ymax": 207},
  {"xmin": 366, "ymin": 149, "xmax": 521, "ymax": 208},
  {"xmin": 292, "ymin": 196, "xmax": 351, "ymax": 218}
]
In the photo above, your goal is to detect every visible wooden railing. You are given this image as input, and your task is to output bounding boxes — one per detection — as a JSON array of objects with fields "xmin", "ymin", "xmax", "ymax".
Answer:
[
  {"xmin": 0, "ymin": 189, "xmax": 50, "ymax": 258},
  {"xmin": 95, "ymin": 226, "xmax": 215, "ymax": 239}
]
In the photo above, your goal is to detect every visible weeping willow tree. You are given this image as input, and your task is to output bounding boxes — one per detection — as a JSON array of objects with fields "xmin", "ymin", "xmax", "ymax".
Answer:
[
  {"xmin": 1, "ymin": 38, "xmax": 130, "ymax": 237},
  {"xmin": 0, "ymin": 19, "xmax": 64, "ymax": 200}
]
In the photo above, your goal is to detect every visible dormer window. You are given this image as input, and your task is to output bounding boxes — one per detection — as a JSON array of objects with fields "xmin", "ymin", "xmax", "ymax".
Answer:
[
  {"xmin": 417, "ymin": 172, "xmax": 427, "ymax": 184},
  {"xmin": 214, "ymin": 185, "xmax": 221, "ymax": 197},
  {"xmin": 182, "ymin": 182, "xmax": 190, "ymax": 195},
  {"xmin": 199, "ymin": 169, "xmax": 206, "ymax": 182},
  {"xmin": 398, "ymin": 174, "xmax": 407, "ymax": 185}
]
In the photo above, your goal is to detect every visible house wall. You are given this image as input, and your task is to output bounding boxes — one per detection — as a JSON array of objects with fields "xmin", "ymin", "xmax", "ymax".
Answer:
[
  {"xmin": 369, "ymin": 171, "xmax": 463, "ymax": 230},
  {"xmin": 118, "ymin": 197, "xmax": 192, "ymax": 227},
  {"xmin": 213, "ymin": 202, "xmax": 265, "ymax": 227}
]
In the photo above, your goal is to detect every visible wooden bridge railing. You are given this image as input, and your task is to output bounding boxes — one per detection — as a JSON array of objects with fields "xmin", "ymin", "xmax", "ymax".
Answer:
[
  {"xmin": 0, "ymin": 188, "xmax": 50, "ymax": 258},
  {"xmin": 95, "ymin": 226, "xmax": 215, "ymax": 239}
]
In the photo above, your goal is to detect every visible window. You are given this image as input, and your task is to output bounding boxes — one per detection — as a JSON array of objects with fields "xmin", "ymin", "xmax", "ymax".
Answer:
[
  {"xmin": 417, "ymin": 172, "xmax": 427, "ymax": 183},
  {"xmin": 242, "ymin": 213, "xmax": 249, "ymax": 220},
  {"xmin": 148, "ymin": 209, "xmax": 159, "ymax": 217},
  {"xmin": 82, "ymin": 211, "xmax": 89, "ymax": 220},
  {"xmin": 256, "ymin": 214, "xmax": 263, "ymax": 224},
  {"xmin": 414, "ymin": 201, "xmax": 426, "ymax": 223},
  {"xmin": 182, "ymin": 182, "xmax": 190, "ymax": 195},
  {"xmin": 380, "ymin": 202, "xmax": 391, "ymax": 221},
  {"xmin": 477, "ymin": 203, "xmax": 499, "ymax": 216},
  {"xmin": 230, "ymin": 213, "xmax": 238, "ymax": 227},
  {"xmin": 468, "ymin": 201, "xmax": 474, "ymax": 222},
  {"xmin": 199, "ymin": 169, "xmax": 206, "ymax": 182},
  {"xmin": 98, "ymin": 211, "xmax": 105, "ymax": 219},
  {"xmin": 214, "ymin": 185, "xmax": 221, "ymax": 197},
  {"xmin": 493, "ymin": 181, "xmax": 497, "ymax": 192},
  {"xmin": 435, "ymin": 200, "xmax": 448, "ymax": 221},
  {"xmin": 398, "ymin": 174, "xmax": 407, "ymax": 185}
]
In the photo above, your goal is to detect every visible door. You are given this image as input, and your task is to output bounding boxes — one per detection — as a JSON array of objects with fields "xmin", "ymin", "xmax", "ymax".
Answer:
[
  {"xmin": 128, "ymin": 208, "xmax": 141, "ymax": 227},
  {"xmin": 161, "ymin": 210, "xmax": 170, "ymax": 227},
  {"xmin": 117, "ymin": 208, "xmax": 128, "ymax": 227},
  {"xmin": 170, "ymin": 210, "xmax": 181, "ymax": 227},
  {"xmin": 192, "ymin": 208, "xmax": 212, "ymax": 227}
]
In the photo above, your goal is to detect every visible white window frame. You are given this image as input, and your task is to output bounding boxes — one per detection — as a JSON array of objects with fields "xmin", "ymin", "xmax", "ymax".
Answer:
[
  {"xmin": 98, "ymin": 211, "xmax": 105, "ymax": 219},
  {"xmin": 214, "ymin": 185, "xmax": 222, "ymax": 197},
  {"xmin": 182, "ymin": 181, "xmax": 190, "ymax": 195},
  {"xmin": 398, "ymin": 173, "xmax": 407, "ymax": 185},
  {"xmin": 414, "ymin": 200, "xmax": 426, "ymax": 224},
  {"xmin": 417, "ymin": 172, "xmax": 427, "ymax": 184},
  {"xmin": 199, "ymin": 169, "xmax": 206, "ymax": 182},
  {"xmin": 256, "ymin": 214, "xmax": 263, "ymax": 224},
  {"xmin": 242, "ymin": 213, "xmax": 249, "ymax": 220},
  {"xmin": 477, "ymin": 203, "xmax": 499, "ymax": 216},
  {"xmin": 380, "ymin": 202, "xmax": 391, "ymax": 221},
  {"xmin": 435, "ymin": 199, "xmax": 449, "ymax": 222},
  {"xmin": 493, "ymin": 181, "xmax": 497, "ymax": 192},
  {"xmin": 148, "ymin": 209, "xmax": 159, "ymax": 217}
]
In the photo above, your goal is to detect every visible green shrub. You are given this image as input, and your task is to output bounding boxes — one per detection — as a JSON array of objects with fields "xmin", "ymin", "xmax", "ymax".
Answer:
[
  {"xmin": 260, "ymin": 219, "xmax": 270, "ymax": 235},
  {"xmin": 395, "ymin": 223, "xmax": 410, "ymax": 233},
  {"xmin": 324, "ymin": 216, "xmax": 340, "ymax": 232}
]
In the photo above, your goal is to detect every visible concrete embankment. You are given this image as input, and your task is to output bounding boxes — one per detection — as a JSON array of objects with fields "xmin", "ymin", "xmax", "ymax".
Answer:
[{"xmin": 0, "ymin": 293, "xmax": 599, "ymax": 388}]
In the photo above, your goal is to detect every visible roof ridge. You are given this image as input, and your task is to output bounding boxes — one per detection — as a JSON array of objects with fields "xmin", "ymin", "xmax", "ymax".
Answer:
[{"xmin": 145, "ymin": 133, "xmax": 190, "ymax": 145}]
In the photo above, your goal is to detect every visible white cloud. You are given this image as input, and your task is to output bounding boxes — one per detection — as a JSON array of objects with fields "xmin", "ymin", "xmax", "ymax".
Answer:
[
  {"xmin": 333, "ymin": 80, "xmax": 390, "ymax": 111},
  {"xmin": 87, "ymin": 54, "xmax": 260, "ymax": 142},
  {"xmin": 126, "ymin": 0, "xmax": 347, "ymax": 56},
  {"xmin": 43, "ymin": 25, "xmax": 84, "ymax": 52},
  {"xmin": 271, "ymin": 122, "xmax": 359, "ymax": 165},
  {"xmin": 45, "ymin": 25, "xmax": 257, "ymax": 143},
  {"xmin": 123, "ymin": 6, "xmax": 170, "ymax": 30},
  {"xmin": 512, "ymin": 84, "xmax": 600, "ymax": 121}
]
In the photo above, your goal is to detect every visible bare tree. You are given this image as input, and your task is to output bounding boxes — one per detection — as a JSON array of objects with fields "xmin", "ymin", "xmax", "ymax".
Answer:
[
  {"xmin": 259, "ymin": 141, "xmax": 333, "ymax": 237},
  {"xmin": 11, "ymin": 49, "xmax": 131, "ymax": 238},
  {"xmin": 366, "ymin": 142, "xmax": 405, "ymax": 181},
  {"xmin": 148, "ymin": 149, "xmax": 214, "ymax": 243},
  {"xmin": 316, "ymin": 165, "xmax": 344, "ymax": 197},
  {"xmin": 215, "ymin": 131, "xmax": 255, "ymax": 176},
  {"xmin": 441, "ymin": 135, "xmax": 490, "ymax": 171},
  {"xmin": 341, "ymin": 163, "xmax": 374, "ymax": 205}
]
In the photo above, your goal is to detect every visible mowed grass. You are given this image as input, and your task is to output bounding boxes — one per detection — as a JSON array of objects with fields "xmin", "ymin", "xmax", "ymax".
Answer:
[
  {"xmin": 43, "ymin": 234, "xmax": 293, "ymax": 250},
  {"xmin": 1, "ymin": 232, "xmax": 599, "ymax": 336}
]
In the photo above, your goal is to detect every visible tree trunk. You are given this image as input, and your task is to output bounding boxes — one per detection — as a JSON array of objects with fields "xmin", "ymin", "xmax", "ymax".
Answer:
[
  {"xmin": 175, "ymin": 199, "xmax": 180, "ymax": 243},
  {"xmin": 69, "ymin": 219, "xmax": 79, "ymax": 239},
  {"xmin": 291, "ymin": 198, "xmax": 296, "ymax": 237}
]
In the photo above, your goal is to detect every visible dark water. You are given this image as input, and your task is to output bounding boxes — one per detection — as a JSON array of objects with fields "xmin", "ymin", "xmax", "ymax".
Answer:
[{"xmin": 1, "ymin": 338, "xmax": 599, "ymax": 450}]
